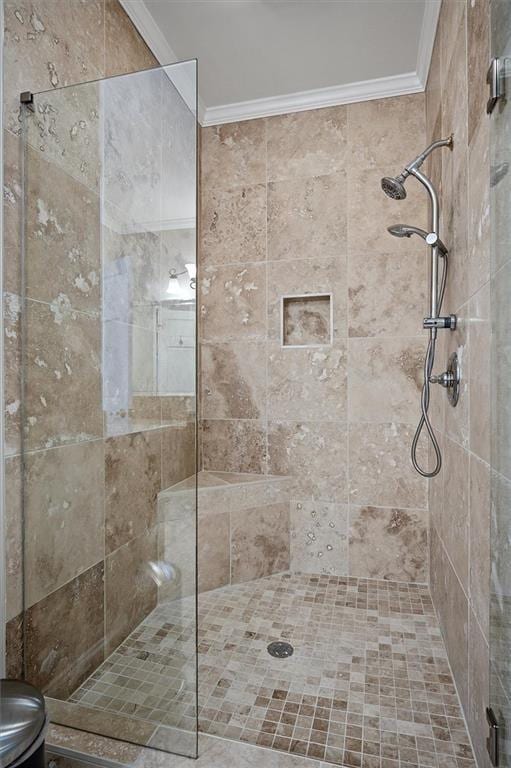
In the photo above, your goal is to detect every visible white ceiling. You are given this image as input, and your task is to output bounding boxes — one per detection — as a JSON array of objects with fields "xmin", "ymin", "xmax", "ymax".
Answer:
[{"xmin": 121, "ymin": 0, "xmax": 439, "ymax": 125}]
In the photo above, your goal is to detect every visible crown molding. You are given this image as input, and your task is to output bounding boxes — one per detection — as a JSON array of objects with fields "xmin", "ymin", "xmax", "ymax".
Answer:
[
  {"xmin": 119, "ymin": 0, "xmax": 206, "ymax": 122},
  {"xmin": 120, "ymin": 0, "xmax": 438, "ymax": 127},
  {"xmin": 416, "ymin": 0, "xmax": 441, "ymax": 87},
  {"xmin": 201, "ymin": 72, "xmax": 423, "ymax": 126}
]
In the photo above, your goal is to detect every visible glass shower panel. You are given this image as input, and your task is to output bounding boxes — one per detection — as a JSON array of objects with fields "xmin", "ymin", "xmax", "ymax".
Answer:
[
  {"xmin": 490, "ymin": 2, "xmax": 511, "ymax": 765},
  {"xmin": 20, "ymin": 61, "xmax": 198, "ymax": 758}
]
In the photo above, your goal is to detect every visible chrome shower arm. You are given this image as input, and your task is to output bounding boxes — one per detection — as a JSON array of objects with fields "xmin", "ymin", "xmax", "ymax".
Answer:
[{"xmin": 404, "ymin": 135, "xmax": 453, "ymax": 176}]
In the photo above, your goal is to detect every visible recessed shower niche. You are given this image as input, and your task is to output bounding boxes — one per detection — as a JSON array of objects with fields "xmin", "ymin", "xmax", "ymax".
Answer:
[{"xmin": 281, "ymin": 293, "xmax": 332, "ymax": 347}]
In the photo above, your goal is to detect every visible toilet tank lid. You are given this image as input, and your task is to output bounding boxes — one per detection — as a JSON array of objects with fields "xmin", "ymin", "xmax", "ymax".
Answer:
[{"xmin": 0, "ymin": 680, "xmax": 46, "ymax": 768}]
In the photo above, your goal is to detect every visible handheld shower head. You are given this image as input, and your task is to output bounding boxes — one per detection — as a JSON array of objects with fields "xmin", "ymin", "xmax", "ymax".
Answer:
[
  {"xmin": 381, "ymin": 175, "xmax": 407, "ymax": 200},
  {"xmin": 387, "ymin": 224, "xmax": 428, "ymax": 239},
  {"xmin": 387, "ymin": 224, "xmax": 448, "ymax": 256}
]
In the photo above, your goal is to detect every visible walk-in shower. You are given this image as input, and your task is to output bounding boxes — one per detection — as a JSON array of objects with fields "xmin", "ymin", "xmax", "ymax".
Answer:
[{"xmin": 382, "ymin": 137, "xmax": 458, "ymax": 477}]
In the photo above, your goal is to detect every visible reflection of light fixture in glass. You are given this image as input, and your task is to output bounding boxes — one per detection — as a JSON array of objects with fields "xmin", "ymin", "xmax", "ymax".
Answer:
[
  {"xmin": 166, "ymin": 264, "xmax": 197, "ymax": 294},
  {"xmin": 166, "ymin": 268, "xmax": 182, "ymax": 295}
]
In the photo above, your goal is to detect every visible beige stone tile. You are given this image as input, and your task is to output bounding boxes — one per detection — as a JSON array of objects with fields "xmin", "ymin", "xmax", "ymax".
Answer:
[
  {"xmin": 6, "ymin": 613, "xmax": 23, "ymax": 679},
  {"xmin": 26, "ymin": 82, "xmax": 102, "ymax": 194},
  {"xmin": 267, "ymin": 342, "xmax": 347, "ymax": 421},
  {"xmin": 442, "ymin": 435, "xmax": 470, "ymax": 592},
  {"xmin": 469, "ymin": 454, "xmax": 490, "ymax": 641},
  {"xmin": 47, "ymin": 724, "xmax": 142, "ymax": 766},
  {"xmin": 290, "ymin": 500, "xmax": 348, "ymax": 576},
  {"xmin": 347, "ymin": 165, "xmax": 428, "ymax": 255},
  {"xmin": 161, "ymin": 395, "xmax": 196, "ymax": 423},
  {"xmin": 5, "ymin": 456, "xmax": 22, "ymax": 622},
  {"xmin": 104, "ymin": 0, "xmax": 157, "ymax": 77},
  {"xmin": 105, "ymin": 430, "xmax": 161, "ymax": 554},
  {"xmin": 348, "ymin": 94, "xmax": 425, "ymax": 171},
  {"xmin": 103, "ymin": 226, "xmax": 162, "ymax": 317},
  {"xmin": 429, "ymin": 326, "xmax": 447, "ymax": 429},
  {"xmin": 201, "ymin": 120, "xmax": 266, "ymax": 191},
  {"xmin": 105, "ymin": 529, "xmax": 158, "ymax": 654},
  {"xmin": 428, "ymin": 432, "xmax": 445, "ymax": 535},
  {"xmin": 4, "ymin": 292, "xmax": 22, "ymax": 457},
  {"xmin": 198, "ymin": 511, "xmax": 230, "ymax": 592},
  {"xmin": 348, "ymin": 251, "xmax": 427, "ymax": 337},
  {"xmin": 490, "ymin": 103, "xmax": 511, "ymax": 276},
  {"xmin": 4, "ymin": 130, "xmax": 22, "ymax": 296},
  {"xmin": 349, "ymin": 506, "xmax": 428, "ymax": 583},
  {"xmin": 267, "ymin": 256, "xmax": 347, "ymax": 342},
  {"xmin": 201, "ymin": 341, "xmax": 266, "ymax": 420},
  {"xmin": 267, "ymin": 171, "xmax": 347, "ymax": 261},
  {"xmin": 467, "ymin": 0, "xmax": 489, "ymax": 143},
  {"xmin": 231, "ymin": 503, "xmax": 289, "ymax": 583},
  {"xmin": 24, "ymin": 440, "xmax": 105, "ymax": 607},
  {"xmin": 268, "ymin": 420, "xmax": 348, "ymax": 502},
  {"xmin": 349, "ymin": 423, "xmax": 428, "ymax": 509},
  {"xmin": 25, "ymin": 563, "xmax": 105, "ymax": 699},
  {"xmin": 4, "ymin": 0, "xmax": 104, "ymax": 135},
  {"xmin": 426, "ymin": 30, "xmax": 442, "ymax": 140},
  {"xmin": 130, "ymin": 395, "xmax": 161, "ymax": 423},
  {"xmin": 439, "ymin": 0, "xmax": 466, "ymax": 91},
  {"xmin": 161, "ymin": 422, "xmax": 196, "ymax": 489},
  {"xmin": 47, "ymin": 700, "xmax": 156, "ymax": 749},
  {"xmin": 201, "ymin": 419, "xmax": 266, "ymax": 474},
  {"xmin": 491, "ymin": 470, "xmax": 511, "ymax": 604},
  {"xmin": 441, "ymin": 22, "xmax": 469, "ymax": 309},
  {"xmin": 492, "ymin": 261, "xmax": 511, "ymax": 480},
  {"xmin": 25, "ymin": 146, "xmax": 101, "ymax": 311},
  {"xmin": 468, "ymin": 118, "xmax": 490, "ymax": 298},
  {"xmin": 266, "ymin": 106, "xmax": 347, "ymax": 182},
  {"xmin": 442, "ymin": 146, "xmax": 469, "ymax": 314},
  {"xmin": 158, "ymin": 511, "xmax": 196, "ymax": 601},
  {"xmin": 201, "ymin": 183, "xmax": 266, "ymax": 266},
  {"xmin": 348, "ymin": 336, "xmax": 425, "ymax": 424},
  {"xmin": 200, "ymin": 262, "xmax": 266, "ymax": 342},
  {"xmin": 469, "ymin": 283, "xmax": 490, "ymax": 463},
  {"xmin": 430, "ymin": 526, "xmax": 469, "ymax": 713},
  {"xmin": 468, "ymin": 610, "xmax": 491, "ymax": 768},
  {"xmin": 24, "ymin": 299, "xmax": 102, "ymax": 451},
  {"xmin": 102, "ymin": 71, "xmax": 167, "ymax": 227}
]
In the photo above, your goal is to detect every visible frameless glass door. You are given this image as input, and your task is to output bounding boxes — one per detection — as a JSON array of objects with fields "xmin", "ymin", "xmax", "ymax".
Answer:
[
  {"xmin": 20, "ymin": 61, "xmax": 198, "ymax": 758},
  {"xmin": 490, "ymin": 2, "xmax": 511, "ymax": 765}
]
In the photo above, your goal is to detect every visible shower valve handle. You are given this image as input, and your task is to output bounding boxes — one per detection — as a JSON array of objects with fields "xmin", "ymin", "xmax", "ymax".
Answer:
[
  {"xmin": 423, "ymin": 314, "xmax": 457, "ymax": 330},
  {"xmin": 429, "ymin": 372, "xmax": 454, "ymax": 388}
]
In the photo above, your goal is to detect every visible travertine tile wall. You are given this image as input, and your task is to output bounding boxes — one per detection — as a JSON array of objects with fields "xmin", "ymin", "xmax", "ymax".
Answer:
[
  {"xmin": 425, "ymin": 1, "xmax": 491, "ymax": 766},
  {"xmin": 199, "ymin": 95, "xmax": 431, "ymax": 584},
  {"xmin": 3, "ymin": 0, "xmax": 195, "ymax": 695}
]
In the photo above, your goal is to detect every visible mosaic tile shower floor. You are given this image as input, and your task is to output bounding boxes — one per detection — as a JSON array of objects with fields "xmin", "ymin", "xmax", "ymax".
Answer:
[{"xmin": 71, "ymin": 573, "xmax": 476, "ymax": 767}]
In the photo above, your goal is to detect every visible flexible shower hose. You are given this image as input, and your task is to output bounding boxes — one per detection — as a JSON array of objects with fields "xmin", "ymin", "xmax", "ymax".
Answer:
[{"xmin": 411, "ymin": 253, "xmax": 448, "ymax": 477}]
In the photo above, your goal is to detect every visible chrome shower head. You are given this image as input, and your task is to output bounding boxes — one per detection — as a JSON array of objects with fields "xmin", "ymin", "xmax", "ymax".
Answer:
[
  {"xmin": 381, "ymin": 175, "xmax": 407, "ymax": 200},
  {"xmin": 381, "ymin": 136, "xmax": 453, "ymax": 202}
]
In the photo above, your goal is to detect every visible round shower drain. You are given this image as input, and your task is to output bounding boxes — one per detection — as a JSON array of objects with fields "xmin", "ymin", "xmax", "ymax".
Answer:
[{"xmin": 267, "ymin": 641, "xmax": 294, "ymax": 658}]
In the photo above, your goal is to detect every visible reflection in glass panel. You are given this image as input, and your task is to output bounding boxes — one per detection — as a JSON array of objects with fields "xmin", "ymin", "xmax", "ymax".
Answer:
[
  {"xmin": 21, "ymin": 61, "xmax": 197, "ymax": 758},
  {"xmin": 490, "ymin": 2, "xmax": 511, "ymax": 764}
]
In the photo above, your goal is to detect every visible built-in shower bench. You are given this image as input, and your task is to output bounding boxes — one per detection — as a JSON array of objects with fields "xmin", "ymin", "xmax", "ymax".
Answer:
[{"xmin": 157, "ymin": 471, "xmax": 291, "ymax": 598}]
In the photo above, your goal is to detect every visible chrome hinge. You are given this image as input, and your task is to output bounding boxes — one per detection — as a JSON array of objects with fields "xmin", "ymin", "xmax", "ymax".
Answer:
[
  {"xmin": 487, "ymin": 707, "xmax": 499, "ymax": 766},
  {"xmin": 487, "ymin": 58, "xmax": 505, "ymax": 114},
  {"xmin": 20, "ymin": 91, "xmax": 34, "ymax": 112}
]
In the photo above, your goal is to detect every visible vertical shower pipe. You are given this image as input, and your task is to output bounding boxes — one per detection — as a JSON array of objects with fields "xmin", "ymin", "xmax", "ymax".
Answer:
[{"xmin": 410, "ymin": 167, "xmax": 440, "ymax": 329}]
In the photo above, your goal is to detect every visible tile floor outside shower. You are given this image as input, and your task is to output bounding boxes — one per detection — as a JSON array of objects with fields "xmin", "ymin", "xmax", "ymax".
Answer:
[{"xmin": 70, "ymin": 573, "xmax": 475, "ymax": 768}]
